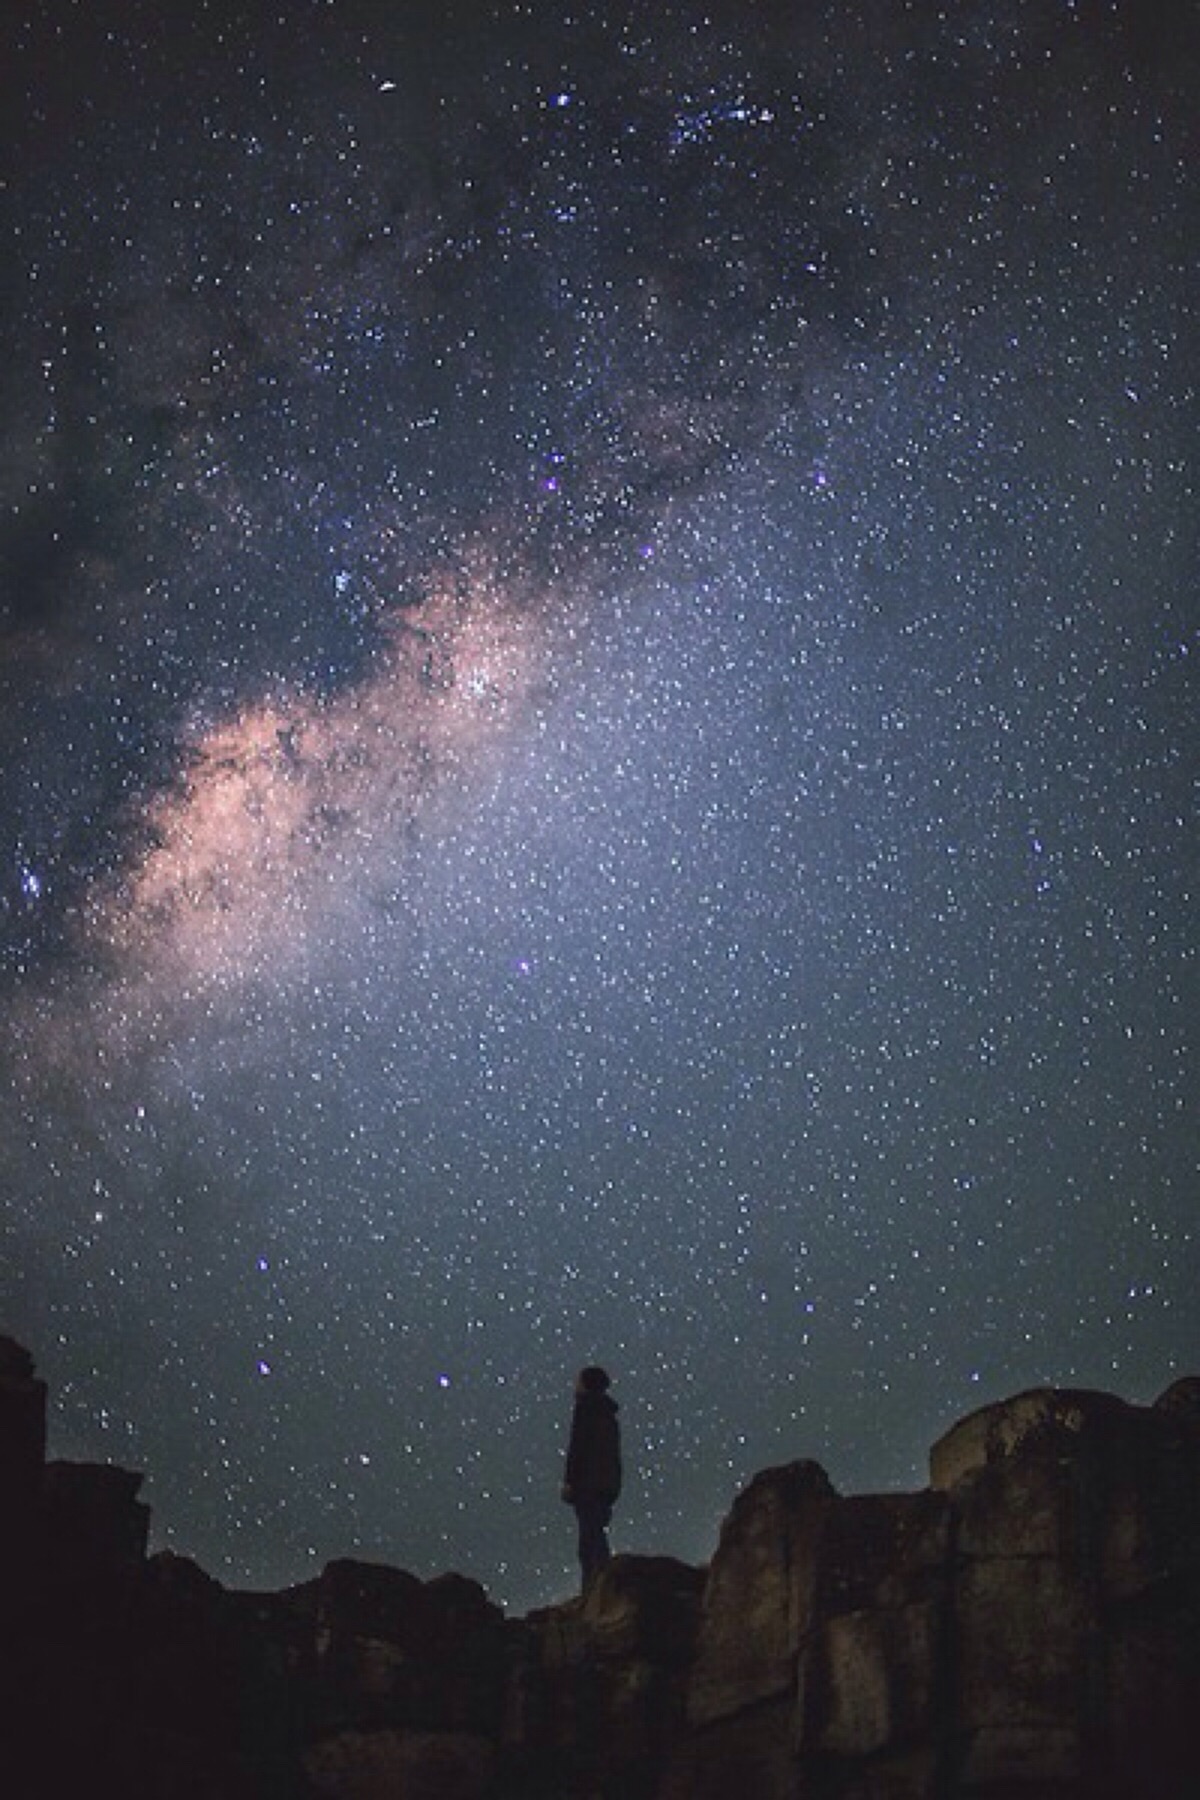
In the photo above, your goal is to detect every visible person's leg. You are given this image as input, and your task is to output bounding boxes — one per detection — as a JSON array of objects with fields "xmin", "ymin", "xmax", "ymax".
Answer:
[
  {"xmin": 594, "ymin": 1498, "xmax": 612, "ymax": 1570},
  {"xmin": 575, "ymin": 1496, "xmax": 613, "ymax": 1585}
]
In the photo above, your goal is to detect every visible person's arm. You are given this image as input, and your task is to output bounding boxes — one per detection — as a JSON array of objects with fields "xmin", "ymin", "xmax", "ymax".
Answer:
[{"xmin": 562, "ymin": 1404, "xmax": 581, "ymax": 1500}]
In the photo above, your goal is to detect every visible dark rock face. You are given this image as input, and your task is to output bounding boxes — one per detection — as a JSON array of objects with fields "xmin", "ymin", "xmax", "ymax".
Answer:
[
  {"xmin": 932, "ymin": 1384, "xmax": 1200, "ymax": 1797},
  {"xmin": 800, "ymin": 1489, "xmax": 954, "ymax": 1784},
  {"xmin": 0, "ymin": 1331, "xmax": 45, "ymax": 1546},
  {"xmin": 4, "ymin": 1344, "xmax": 1198, "ymax": 1798},
  {"xmin": 688, "ymin": 1457, "xmax": 835, "ymax": 1728},
  {"xmin": 509, "ymin": 1554, "xmax": 705, "ymax": 1798}
]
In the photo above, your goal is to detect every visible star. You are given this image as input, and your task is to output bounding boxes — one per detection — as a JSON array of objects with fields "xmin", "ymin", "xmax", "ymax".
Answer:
[{"xmin": 0, "ymin": 0, "xmax": 1193, "ymax": 1617}]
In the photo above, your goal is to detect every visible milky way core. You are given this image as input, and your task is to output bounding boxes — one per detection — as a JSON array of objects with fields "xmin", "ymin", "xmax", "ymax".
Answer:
[{"xmin": 2, "ymin": 1, "xmax": 1195, "ymax": 1612}]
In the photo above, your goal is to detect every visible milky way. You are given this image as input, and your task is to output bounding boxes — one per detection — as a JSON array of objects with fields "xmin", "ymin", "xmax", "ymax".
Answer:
[{"xmin": 2, "ymin": 1, "xmax": 1196, "ymax": 1611}]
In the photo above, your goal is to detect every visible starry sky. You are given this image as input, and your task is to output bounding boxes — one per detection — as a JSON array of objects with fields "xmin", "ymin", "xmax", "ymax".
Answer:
[{"xmin": 1, "ymin": 0, "xmax": 1196, "ymax": 1613}]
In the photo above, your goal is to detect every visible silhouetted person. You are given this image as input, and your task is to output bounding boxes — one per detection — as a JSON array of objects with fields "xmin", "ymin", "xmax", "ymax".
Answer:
[{"xmin": 561, "ymin": 1365, "xmax": 622, "ymax": 1589}]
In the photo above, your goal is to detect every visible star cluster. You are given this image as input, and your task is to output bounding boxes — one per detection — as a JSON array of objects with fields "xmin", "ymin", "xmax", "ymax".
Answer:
[{"xmin": 1, "ymin": 1, "xmax": 1195, "ymax": 1611}]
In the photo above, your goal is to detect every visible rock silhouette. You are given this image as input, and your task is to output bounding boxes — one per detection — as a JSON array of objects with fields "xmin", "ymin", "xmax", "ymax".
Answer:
[{"xmin": 3, "ymin": 1334, "xmax": 1198, "ymax": 1797}]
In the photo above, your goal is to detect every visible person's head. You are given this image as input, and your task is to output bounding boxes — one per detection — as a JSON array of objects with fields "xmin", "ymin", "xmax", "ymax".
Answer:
[{"xmin": 577, "ymin": 1365, "xmax": 611, "ymax": 1395}]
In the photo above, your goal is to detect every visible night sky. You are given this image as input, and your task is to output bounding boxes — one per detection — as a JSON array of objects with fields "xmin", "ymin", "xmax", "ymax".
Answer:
[{"xmin": 2, "ymin": 1, "xmax": 1195, "ymax": 1614}]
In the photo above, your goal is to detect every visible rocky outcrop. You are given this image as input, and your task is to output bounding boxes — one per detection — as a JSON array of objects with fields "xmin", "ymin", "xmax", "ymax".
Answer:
[
  {"xmin": 507, "ymin": 1554, "xmax": 705, "ymax": 1799},
  {"xmin": 5, "ymin": 1340, "xmax": 1198, "ymax": 1798},
  {"xmin": 930, "ymin": 1381, "xmax": 1200, "ymax": 1795},
  {"xmin": 0, "ymin": 1333, "xmax": 45, "ymax": 1562}
]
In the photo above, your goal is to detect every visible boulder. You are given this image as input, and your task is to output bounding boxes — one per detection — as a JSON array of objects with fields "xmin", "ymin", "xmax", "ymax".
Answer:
[
  {"xmin": 1096, "ymin": 1391, "xmax": 1200, "ymax": 1797},
  {"xmin": 1094, "ymin": 1397, "xmax": 1200, "ymax": 1603},
  {"xmin": 688, "ymin": 1458, "xmax": 836, "ymax": 1727},
  {"xmin": 668, "ymin": 1461, "xmax": 836, "ymax": 1800},
  {"xmin": 798, "ymin": 1491, "xmax": 953, "ymax": 1773},
  {"xmin": 940, "ymin": 1398, "xmax": 1097, "ymax": 1792},
  {"xmin": 939, "ymin": 1384, "xmax": 1200, "ymax": 1796},
  {"xmin": 576, "ymin": 1554, "xmax": 704, "ymax": 1667},
  {"xmin": 929, "ymin": 1386, "xmax": 1129, "ymax": 1493},
  {"xmin": 308, "ymin": 1559, "xmax": 508, "ymax": 1737},
  {"xmin": 505, "ymin": 1557, "xmax": 704, "ymax": 1799}
]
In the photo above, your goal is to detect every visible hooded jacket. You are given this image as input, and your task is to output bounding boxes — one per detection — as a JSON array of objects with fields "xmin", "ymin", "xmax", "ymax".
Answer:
[{"xmin": 564, "ymin": 1389, "xmax": 622, "ymax": 1503}]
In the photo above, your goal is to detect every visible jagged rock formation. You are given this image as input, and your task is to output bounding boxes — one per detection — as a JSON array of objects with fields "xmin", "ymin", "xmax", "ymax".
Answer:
[{"xmin": 3, "ymin": 1334, "xmax": 1198, "ymax": 1797}]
